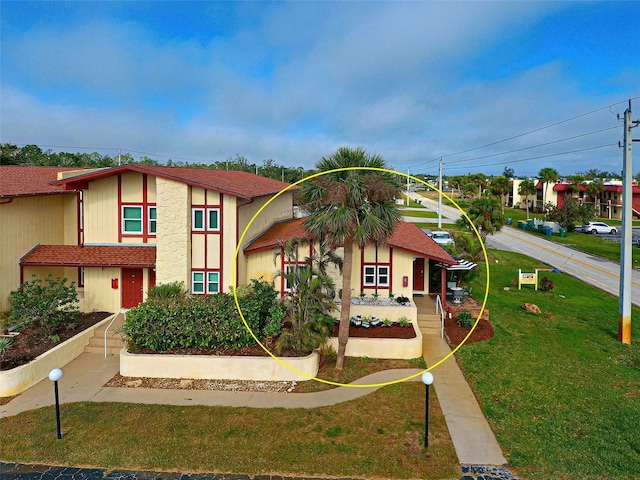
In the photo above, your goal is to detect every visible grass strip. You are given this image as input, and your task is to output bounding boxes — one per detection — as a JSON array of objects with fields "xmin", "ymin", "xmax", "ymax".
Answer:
[
  {"xmin": 460, "ymin": 248, "xmax": 640, "ymax": 479},
  {"xmin": 0, "ymin": 382, "xmax": 458, "ymax": 479}
]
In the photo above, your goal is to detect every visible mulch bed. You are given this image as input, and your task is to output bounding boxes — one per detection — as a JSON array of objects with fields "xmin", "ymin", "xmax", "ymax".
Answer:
[
  {"xmin": 330, "ymin": 323, "xmax": 416, "ymax": 339},
  {"xmin": 1, "ymin": 311, "xmax": 112, "ymax": 370},
  {"xmin": 443, "ymin": 296, "xmax": 494, "ymax": 347}
]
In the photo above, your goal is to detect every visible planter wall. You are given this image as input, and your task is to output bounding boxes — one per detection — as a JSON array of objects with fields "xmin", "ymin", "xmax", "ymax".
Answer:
[
  {"xmin": 334, "ymin": 298, "xmax": 417, "ymax": 323},
  {"xmin": 0, "ymin": 313, "xmax": 118, "ymax": 397},
  {"xmin": 325, "ymin": 322, "xmax": 422, "ymax": 359},
  {"xmin": 120, "ymin": 349, "xmax": 320, "ymax": 382}
]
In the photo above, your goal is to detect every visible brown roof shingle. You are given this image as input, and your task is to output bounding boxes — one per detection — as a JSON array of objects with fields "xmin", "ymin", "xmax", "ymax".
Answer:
[
  {"xmin": 21, "ymin": 245, "xmax": 156, "ymax": 268},
  {"xmin": 53, "ymin": 165, "xmax": 295, "ymax": 199},
  {"xmin": 0, "ymin": 166, "xmax": 86, "ymax": 197}
]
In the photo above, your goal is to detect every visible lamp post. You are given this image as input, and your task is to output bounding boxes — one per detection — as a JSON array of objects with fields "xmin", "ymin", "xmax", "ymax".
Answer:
[
  {"xmin": 49, "ymin": 368, "xmax": 63, "ymax": 439},
  {"xmin": 421, "ymin": 371, "xmax": 434, "ymax": 448}
]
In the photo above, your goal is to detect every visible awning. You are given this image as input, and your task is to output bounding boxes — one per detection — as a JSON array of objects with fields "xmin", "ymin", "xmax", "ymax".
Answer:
[
  {"xmin": 20, "ymin": 244, "xmax": 156, "ymax": 268},
  {"xmin": 446, "ymin": 259, "xmax": 478, "ymax": 271}
]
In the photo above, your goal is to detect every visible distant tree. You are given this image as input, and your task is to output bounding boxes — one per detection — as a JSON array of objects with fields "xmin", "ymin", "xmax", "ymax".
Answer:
[
  {"xmin": 586, "ymin": 181, "xmax": 604, "ymax": 213},
  {"xmin": 567, "ymin": 174, "xmax": 585, "ymax": 193},
  {"xmin": 502, "ymin": 166, "xmax": 515, "ymax": 178},
  {"xmin": 538, "ymin": 167, "xmax": 559, "ymax": 207},
  {"xmin": 456, "ymin": 195, "xmax": 506, "ymax": 240},
  {"xmin": 489, "ymin": 176, "xmax": 511, "ymax": 213},
  {"xmin": 518, "ymin": 179, "xmax": 537, "ymax": 220},
  {"xmin": 546, "ymin": 197, "xmax": 594, "ymax": 232}
]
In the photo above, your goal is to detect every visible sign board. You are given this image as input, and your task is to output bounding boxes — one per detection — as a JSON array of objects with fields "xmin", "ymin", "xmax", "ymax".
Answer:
[{"xmin": 518, "ymin": 269, "xmax": 538, "ymax": 290}]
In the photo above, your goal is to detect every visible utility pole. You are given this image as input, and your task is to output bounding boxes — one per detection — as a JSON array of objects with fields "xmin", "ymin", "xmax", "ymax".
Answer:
[
  {"xmin": 407, "ymin": 167, "xmax": 410, "ymax": 206},
  {"xmin": 438, "ymin": 159, "xmax": 443, "ymax": 229},
  {"xmin": 618, "ymin": 100, "xmax": 638, "ymax": 344}
]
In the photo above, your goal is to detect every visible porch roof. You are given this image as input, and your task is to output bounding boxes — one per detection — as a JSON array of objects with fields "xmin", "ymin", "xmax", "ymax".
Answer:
[
  {"xmin": 20, "ymin": 245, "xmax": 156, "ymax": 268},
  {"xmin": 244, "ymin": 217, "xmax": 457, "ymax": 265},
  {"xmin": 0, "ymin": 166, "xmax": 86, "ymax": 198}
]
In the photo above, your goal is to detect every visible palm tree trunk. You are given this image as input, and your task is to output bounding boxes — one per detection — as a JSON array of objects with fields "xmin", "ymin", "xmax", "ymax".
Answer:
[{"xmin": 335, "ymin": 241, "xmax": 353, "ymax": 371}]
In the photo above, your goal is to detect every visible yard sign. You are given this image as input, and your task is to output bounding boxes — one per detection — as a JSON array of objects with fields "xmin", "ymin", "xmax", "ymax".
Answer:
[{"xmin": 518, "ymin": 269, "xmax": 538, "ymax": 290}]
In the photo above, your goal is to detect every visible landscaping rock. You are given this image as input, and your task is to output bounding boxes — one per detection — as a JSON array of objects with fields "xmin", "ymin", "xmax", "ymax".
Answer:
[{"xmin": 522, "ymin": 303, "xmax": 541, "ymax": 314}]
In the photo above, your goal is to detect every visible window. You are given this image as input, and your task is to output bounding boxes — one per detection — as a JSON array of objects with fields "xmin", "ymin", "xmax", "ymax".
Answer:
[
  {"xmin": 148, "ymin": 207, "xmax": 157, "ymax": 234},
  {"xmin": 192, "ymin": 208, "xmax": 205, "ymax": 231},
  {"xmin": 283, "ymin": 263, "xmax": 307, "ymax": 292},
  {"xmin": 363, "ymin": 264, "xmax": 390, "ymax": 288},
  {"xmin": 207, "ymin": 208, "xmax": 220, "ymax": 231},
  {"xmin": 192, "ymin": 272, "xmax": 205, "ymax": 294},
  {"xmin": 122, "ymin": 206, "xmax": 143, "ymax": 233},
  {"xmin": 363, "ymin": 266, "xmax": 376, "ymax": 286},
  {"xmin": 192, "ymin": 207, "xmax": 220, "ymax": 231},
  {"xmin": 207, "ymin": 272, "xmax": 220, "ymax": 294},
  {"xmin": 78, "ymin": 267, "xmax": 85, "ymax": 287}
]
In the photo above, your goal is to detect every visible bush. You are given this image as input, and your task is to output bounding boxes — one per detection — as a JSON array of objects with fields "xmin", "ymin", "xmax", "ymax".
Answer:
[
  {"xmin": 122, "ymin": 279, "xmax": 283, "ymax": 352},
  {"xmin": 540, "ymin": 277, "xmax": 555, "ymax": 291},
  {"xmin": 9, "ymin": 275, "xmax": 79, "ymax": 337},
  {"xmin": 147, "ymin": 282, "xmax": 188, "ymax": 302}
]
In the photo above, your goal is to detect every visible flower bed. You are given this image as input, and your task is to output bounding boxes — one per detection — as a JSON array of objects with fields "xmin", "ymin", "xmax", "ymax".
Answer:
[{"xmin": 325, "ymin": 321, "xmax": 422, "ymax": 359}]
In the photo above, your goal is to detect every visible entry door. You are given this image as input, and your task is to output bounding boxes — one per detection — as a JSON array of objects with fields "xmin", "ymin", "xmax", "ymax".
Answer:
[
  {"xmin": 413, "ymin": 258, "xmax": 424, "ymax": 291},
  {"xmin": 122, "ymin": 268, "xmax": 143, "ymax": 308}
]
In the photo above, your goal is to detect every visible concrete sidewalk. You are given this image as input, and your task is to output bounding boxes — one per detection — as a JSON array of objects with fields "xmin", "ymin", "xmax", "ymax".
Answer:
[{"xmin": 2, "ymin": 314, "xmax": 507, "ymax": 469}]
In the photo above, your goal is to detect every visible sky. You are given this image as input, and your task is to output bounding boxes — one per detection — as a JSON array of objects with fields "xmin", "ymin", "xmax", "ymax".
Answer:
[{"xmin": 1, "ymin": 1, "xmax": 639, "ymax": 178}]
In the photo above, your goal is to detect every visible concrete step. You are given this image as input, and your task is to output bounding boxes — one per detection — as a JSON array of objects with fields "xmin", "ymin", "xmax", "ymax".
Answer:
[
  {"xmin": 84, "ymin": 312, "xmax": 126, "ymax": 355},
  {"xmin": 87, "ymin": 336, "xmax": 125, "ymax": 348},
  {"xmin": 84, "ymin": 345, "xmax": 124, "ymax": 355}
]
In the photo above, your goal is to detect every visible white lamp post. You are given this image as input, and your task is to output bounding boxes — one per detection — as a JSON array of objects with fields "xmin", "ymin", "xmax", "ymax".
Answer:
[
  {"xmin": 49, "ymin": 368, "xmax": 63, "ymax": 439},
  {"xmin": 421, "ymin": 371, "xmax": 434, "ymax": 448}
]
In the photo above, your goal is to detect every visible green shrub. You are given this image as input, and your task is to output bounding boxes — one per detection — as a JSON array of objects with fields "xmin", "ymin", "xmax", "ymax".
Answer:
[
  {"xmin": 9, "ymin": 275, "xmax": 79, "ymax": 337},
  {"xmin": 147, "ymin": 282, "xmax": 188, "ymax": 302},
  {"xmin": 122, "ymin": 279, "xmax": 282, "ymax": 352}
]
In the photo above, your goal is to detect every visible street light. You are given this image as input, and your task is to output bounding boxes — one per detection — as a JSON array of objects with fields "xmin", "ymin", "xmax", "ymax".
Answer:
[
  {"xmin": 48, "ymin": 368, "xmax": 63, "ymax": 439},
  {"xmin": 421, "ymin": 371, "xmax": 434, "ymax": 449}
]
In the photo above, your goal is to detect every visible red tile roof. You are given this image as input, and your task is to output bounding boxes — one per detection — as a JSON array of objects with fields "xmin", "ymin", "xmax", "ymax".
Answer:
[
  {"xmin": 244, "ymin": 217, "xmax": 313, "ymax": 254},
  {"xmin": 0, "ymin": 166, "xmax": 86, "ymax": 197},
  {"xmin": 385, "ymin": 222, "xmax": 457, "ymax": 265},
  {"xmin": 52, "ymin": 165, "xmax": 295, "ymax": 199},
  {"xmin": 20, "ymin": 245, "xmax": 156, "ymax": 267},
  {"xmin": 245, "ymin": 218, "xmax": 457, "ymax": 265}
]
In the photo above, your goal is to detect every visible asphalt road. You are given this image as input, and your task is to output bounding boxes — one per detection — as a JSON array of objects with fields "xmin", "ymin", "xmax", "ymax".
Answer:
[{"xmin": 409, "ymin": 192, "xmax": 640, "ymax": 308}]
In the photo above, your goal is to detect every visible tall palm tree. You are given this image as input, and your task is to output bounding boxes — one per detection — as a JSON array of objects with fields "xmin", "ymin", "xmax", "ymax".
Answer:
[
  {"xmin": 518, "ymin": 179, "xmax": 537, "ymax": 220},
  {"xmin": 457, "ymin": 195, "xmax": 505, "ymax": 240},
  {"xmin": 489, "ymin": 175, "xmax": 511, "ymax": 213},
  {"xmin": 538, "ymin": 167, "xmax": 559, "ymax": 208},
  {"xmin": 586, "ymin": 181, "xmax": 604, "ymax": 214},
  {"xmin": 299, "ymin": 147, "xmax": 401, "ymax": 370}
]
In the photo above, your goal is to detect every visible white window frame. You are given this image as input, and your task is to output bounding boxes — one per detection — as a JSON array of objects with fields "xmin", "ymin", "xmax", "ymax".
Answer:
[
  {"xmin": 363, "ymin": 265, "xmax": 376, "ymax": 287},
  {"xmin": 148, "ymin": 206, "xmax": 157, "ymax": 235},
  {"xmin": 122, "ymin": 205, "xmax": 143, "ymax": 234},
  {"xmin": 192, "ymin": 208, "xmax": 205, "ymax": 231},
  {"xmin": 283, "ymin": 262, "xmax": 307, "ymax": 293},
  {"xmin": 207, "ymin": 208, "xmax": 220, "ymax": 231},
  {"xmin": 192, "ymin": 271, "xmax": 205, "ymax": 294},
  {"xmin": 206, "ymin": 272, "xmax": 220, "ymax": 294},
  {"xmin": 377, "ymin": 265, "xmax": 390, "ymax": 287}
]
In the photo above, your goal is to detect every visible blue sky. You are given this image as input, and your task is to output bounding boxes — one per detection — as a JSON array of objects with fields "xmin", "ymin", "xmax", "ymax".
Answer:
[{"xmin": 1, "ymin": 1, "xmax": 638, "ymax": 177}]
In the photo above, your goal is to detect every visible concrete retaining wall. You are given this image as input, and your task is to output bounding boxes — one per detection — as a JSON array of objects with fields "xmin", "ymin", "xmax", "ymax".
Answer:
[
  {"xmin": 325, "ymin": 322, "xmax": 422, "ymax": 359},
  {"xmin": 120, "ymin": 349, "xmax": 320, "ymax": 381},
  {"xmin": 0, "ymin": 313, "xmax": 118, "ymax": 397}
]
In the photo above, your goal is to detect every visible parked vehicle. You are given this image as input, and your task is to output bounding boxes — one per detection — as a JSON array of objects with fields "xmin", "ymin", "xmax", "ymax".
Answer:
[
  {"xmin": 431, "ymin": 231, "xmax": 455, "ymax": 245},
  {"xmin": 581, "ymin": 222, "xmax": 617, "ymax": 235}
]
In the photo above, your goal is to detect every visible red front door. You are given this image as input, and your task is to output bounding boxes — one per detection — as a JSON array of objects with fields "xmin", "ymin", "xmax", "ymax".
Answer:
[
  {"xmin": 413, "ymin": 258, "xmax": 424, "ymax": 291},
  {"xmin": 122, "ymin": 268, "xmax": 143, "ymax": 308}
]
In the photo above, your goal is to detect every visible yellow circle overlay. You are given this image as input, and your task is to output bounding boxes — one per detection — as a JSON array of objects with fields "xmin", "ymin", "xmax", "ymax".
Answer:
[{"xmin": 232, "ymin": 167, "xmax": 490, "ymax": 388}]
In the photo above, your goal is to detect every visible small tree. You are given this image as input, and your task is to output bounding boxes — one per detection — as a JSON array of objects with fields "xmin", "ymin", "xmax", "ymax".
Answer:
[
  {"xmin": 9, "ymin": 275, "xmax": 79, "ymax": 337},
  {"xmin": 546, "ymin": 197, "xmax": 593, "ymax": 231},
  {"xmin": 457, "ymin": 195, "xmax": 506, "ymax": 240},
  {"xmin": 518, "ymin": 179, "xmax": 537, "ymax": 220}
]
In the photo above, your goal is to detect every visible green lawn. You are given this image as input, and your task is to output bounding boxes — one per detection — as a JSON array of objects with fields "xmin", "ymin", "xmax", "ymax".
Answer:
[
  {"xmin": 460, "ymin": 249, "xmax": 640, "ymax": 479},
  {"xmin": 399, "ymin": 209, "xmax": 438, "ymax": 219}
]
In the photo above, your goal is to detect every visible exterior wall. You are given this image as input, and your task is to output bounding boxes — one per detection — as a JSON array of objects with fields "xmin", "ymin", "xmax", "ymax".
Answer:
[
  {"xmin": 394, "ymin": 251, "xmax": 417, "ymax": 297},
  {"xmin": 83, "ymin": 176, "xmax": 118, "ymax": 244},
  {"xmin": 236, "ymin": 193, "xmax": 294, "ymax": 288},
  {"xmin": 244, "ymin": 250, "xmax": 278, "ymax": 286},
  {"xmin": 84, "ymin": 267, "xmax": 121, "ymax": 313},
  {"xmin": 0, "ymin": 194, "xmax": 74, "ymax": 311},
  {"xmin": 155, "ymin": 178, "xmax": 190, "ymax": 285}
]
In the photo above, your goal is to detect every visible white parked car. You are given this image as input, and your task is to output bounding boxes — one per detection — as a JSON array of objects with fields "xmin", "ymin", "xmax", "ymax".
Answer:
[
  {"xmin": 582, "ymin": 222, "xmax": 617, "ymax": 235},
  {"xmin": 431, "ymin": 231, "xmax": 455, "ymax": 246}
]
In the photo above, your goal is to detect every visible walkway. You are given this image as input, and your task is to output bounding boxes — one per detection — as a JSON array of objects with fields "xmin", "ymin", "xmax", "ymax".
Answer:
[{"xmin": 1, "ymin": 297, "xmax": 514, "ymax": 479}]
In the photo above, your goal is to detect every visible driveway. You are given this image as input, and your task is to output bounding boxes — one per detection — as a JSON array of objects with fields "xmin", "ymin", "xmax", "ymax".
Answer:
[{"xmin": 409, "ymin": 192, "xmax": 640, "ymax": 307}]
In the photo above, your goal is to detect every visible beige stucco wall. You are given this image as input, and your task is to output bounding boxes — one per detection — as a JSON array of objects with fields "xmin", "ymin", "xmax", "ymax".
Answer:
[
  {"xmin": 155, "ymin": 178, "xmax": 190, "ymax": 285},
  {"xmin": 0, "ymin": 194, "xmax": 75, "ymax": 311}
]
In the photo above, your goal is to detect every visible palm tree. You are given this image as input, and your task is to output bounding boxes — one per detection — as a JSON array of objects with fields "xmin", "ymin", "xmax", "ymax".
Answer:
[
  {"xmin": 489, "ymin": 176, "xmax": 511, "ymax": 213},
  {"xmin": 538, "ymin": 167, "xmax": 559, "ymax": 208},
  {"xmin": 586, "ymin": 181, "xmax": 604, "ymax": 214},
  {"xmin": 299, "ymin": 147, "xmax": 401, "ymax": 370},
  {"xmin": 518, "ymin": 179, "xmax": 537, "ymax": 220},
  {"xmin": 456, "ymin": 195, "xmax": 505, "ymax": 240}
]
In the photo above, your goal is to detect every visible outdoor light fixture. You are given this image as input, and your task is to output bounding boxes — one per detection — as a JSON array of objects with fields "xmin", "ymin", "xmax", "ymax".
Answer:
[
  {"xmin": 48, "ymin": 368, "xmax": 63, "ymax": 439},
  {"xmin": 421, "ymin": 371, "xmax": 434, "ymax": 449}
]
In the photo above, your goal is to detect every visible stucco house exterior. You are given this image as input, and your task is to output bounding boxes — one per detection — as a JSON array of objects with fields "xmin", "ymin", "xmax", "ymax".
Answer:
[{"xmin": 2, "ymin": 165, "xmax": 457, "ymax": 314}]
